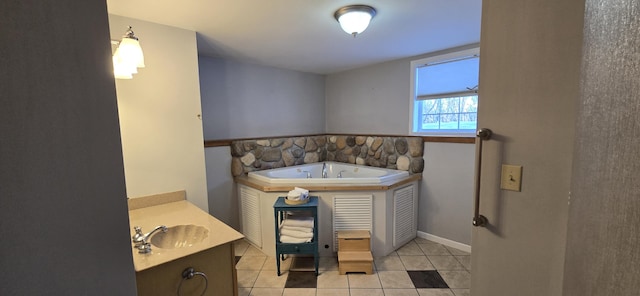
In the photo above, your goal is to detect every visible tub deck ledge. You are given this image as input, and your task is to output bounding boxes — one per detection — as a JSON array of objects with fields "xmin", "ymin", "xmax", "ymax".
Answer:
[{"xmin": 234, "ymin": 173, "xmax": 422, "ymax": 192}]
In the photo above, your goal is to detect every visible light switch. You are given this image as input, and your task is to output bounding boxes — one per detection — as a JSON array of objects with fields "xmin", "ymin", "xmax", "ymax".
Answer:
[{"xmin": 501, "ymin": 164, "xmax": 523, "ymax": 192}]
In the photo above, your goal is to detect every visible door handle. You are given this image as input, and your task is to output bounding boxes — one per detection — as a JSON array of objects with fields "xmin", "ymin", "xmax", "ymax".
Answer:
[{"xmin": 473, "ymin": 128, "xmax": 492, "ymax": 227}]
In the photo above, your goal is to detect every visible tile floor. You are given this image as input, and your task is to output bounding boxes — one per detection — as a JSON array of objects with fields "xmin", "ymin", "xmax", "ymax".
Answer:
[{"xmin": 234, "ymin": 237, "xmax": 471, "ymax": 296}]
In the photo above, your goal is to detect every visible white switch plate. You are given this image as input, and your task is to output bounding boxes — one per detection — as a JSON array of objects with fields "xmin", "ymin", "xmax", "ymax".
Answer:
[{"xmin": 501, "ymin": 164, "xmax": 523, "ymax": 192}]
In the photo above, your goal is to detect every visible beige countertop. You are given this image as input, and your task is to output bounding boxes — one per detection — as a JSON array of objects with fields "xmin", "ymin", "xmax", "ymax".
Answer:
[{"xmin": 128, "ymin": 200, "xmax": 244, "ymax": 272}]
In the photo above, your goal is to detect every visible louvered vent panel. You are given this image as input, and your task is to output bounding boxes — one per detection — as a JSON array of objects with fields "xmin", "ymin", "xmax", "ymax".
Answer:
[
  {"xmin": 333, "ymin": 195, "xmax": 373, "ymax": 251},
  {"xmin": 393, "ymin": 185, "xmax": 415, "ymax": 247},
  {"xmin": 240, "ymin": 187, "xmax": 262, "ymax": 247}
]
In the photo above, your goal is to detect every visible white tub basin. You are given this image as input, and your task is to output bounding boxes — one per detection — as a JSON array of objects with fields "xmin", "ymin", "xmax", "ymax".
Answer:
[{"xmin": 247, "ymin": 162, "xmax": 409, "ymax": 184}]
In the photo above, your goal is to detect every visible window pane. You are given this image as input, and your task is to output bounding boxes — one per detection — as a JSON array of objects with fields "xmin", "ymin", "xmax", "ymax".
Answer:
[
  {"xmin": 421, "ymin": 114, "xmax": 440, "ymax": 130},
  {"xmin": 423, "ymin": 100, "xmax": 439, "ymax": 115},
  {"xmin": 417, "ymin": 96, "xmax": 477, "ymax": 132},
  {"xmin": 410, "ymin": 48, "xmax": 479, "ymax": 136}
]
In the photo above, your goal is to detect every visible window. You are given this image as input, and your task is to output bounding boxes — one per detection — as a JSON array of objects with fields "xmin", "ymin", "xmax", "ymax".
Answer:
[{"xmin": 410, "ymin": 48, "xmax": 479, "ymax": 136}]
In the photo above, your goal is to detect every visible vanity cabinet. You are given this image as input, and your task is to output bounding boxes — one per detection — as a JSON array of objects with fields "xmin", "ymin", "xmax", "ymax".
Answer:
[
  {"xmin": 135, "ymin": 242, "xmax": 237, "ymax": 296},
  {"xmin": 128, "ymin": 191, "xmax": 244, "ymax": 296}
]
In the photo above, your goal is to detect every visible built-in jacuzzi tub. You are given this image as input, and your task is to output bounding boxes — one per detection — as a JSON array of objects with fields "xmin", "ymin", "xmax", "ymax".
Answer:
[
  {"xmin": 247, "ymin": 161, "xmax": 410, "ymax": 184},
  {"xmin": 236, "ymin": 162, "xmax": 421, "ymax": 257}
]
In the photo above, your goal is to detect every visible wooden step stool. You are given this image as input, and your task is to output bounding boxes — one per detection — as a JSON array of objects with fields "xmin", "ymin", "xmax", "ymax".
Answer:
[{"xmin": 337, "ymin": 230, "xmax": 373, "ymax": 275}]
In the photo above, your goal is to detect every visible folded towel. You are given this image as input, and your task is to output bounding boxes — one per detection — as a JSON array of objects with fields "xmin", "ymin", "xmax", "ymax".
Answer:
[
  {"xmin": 281, "ymin": 216, "xmax": 314, "ymax": 228},
  {"xmin": 280, "ymin": 235, "xmax": 312, "ymax": 243},
  {"xmin": 287, "ymin": 187, "xmax": 309, "ymax": 200},
  {"xmin": 280, "ymin": 225, "xmax": 313, "ymax": 233},
  {"xmin": 280, "ymin": 228, "xmax": 314, "ymax": 239}
]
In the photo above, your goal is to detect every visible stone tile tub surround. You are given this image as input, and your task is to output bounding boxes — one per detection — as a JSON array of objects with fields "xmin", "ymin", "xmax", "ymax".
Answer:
[{"xmin": 230, "ymin": 135, "xmax": 424, "ymax": 177}]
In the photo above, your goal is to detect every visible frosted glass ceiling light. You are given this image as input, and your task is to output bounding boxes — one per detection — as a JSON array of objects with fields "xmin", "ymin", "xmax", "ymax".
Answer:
[
  {"xmin": 334, "ymin": 5, "xmax": 376, "ymax": 37},
  {"xmin": 112, "ymin": 26, "xmax": 145, "ymax": 79}
]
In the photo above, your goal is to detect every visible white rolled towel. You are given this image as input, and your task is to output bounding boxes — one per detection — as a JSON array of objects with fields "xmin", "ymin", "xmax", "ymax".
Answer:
[
  {"xmin": 280, "ymin": 225, "xmax": 313, "ymax": 233},
  {"xmin": 287, "ymin": 187, "xmax": 309, "ymax": 200},
  {"xmin": 281, "ymin": 216, "xmax": 314, "ymax": 228},
  {"xmin": 294, "ymin": 187, "xmax": 309, "ymax": 195},
  {"xmin": 280, "ymin": 228, "xmax": 314, "ymax": 239},
  {"xmin": 280, "ymin": 235, "xmax": 312, "ymax": 243}
]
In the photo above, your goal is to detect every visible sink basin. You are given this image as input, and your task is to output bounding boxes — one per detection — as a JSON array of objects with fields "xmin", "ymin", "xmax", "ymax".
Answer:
[{"xmin": 150, "ymin": 224, "xmax": 209, "ymax": 249}]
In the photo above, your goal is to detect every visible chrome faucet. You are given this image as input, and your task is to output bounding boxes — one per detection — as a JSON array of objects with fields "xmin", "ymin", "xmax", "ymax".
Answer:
[
  {"xmin": 322, "ymin": 163, "xmax": 328, "ymax": 178},
  {"xmin": 302, "ymin": 170, "xmax": 312, "ymax": 178},
  {"xmin": 337, "ymin": 170, "xmax": 347, "ymax": 178},
  {"xmin": 132, "ymin": 225, "xmax": 167, "ymax": 254}
]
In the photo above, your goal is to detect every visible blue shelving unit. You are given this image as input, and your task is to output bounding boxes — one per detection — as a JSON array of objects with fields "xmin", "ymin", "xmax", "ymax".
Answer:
[{"xmin": 273, "ymin": 196, "xmax": 319, "ymax": 276}]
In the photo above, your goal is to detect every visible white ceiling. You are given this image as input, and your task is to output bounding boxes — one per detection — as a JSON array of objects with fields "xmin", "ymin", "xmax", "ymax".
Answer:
[{"xmin": 106, "ymin": 0, "xmax": 482, "ymax": 74}]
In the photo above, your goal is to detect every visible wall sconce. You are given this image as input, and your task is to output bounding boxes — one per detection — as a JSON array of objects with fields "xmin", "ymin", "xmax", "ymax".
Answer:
[
  {"xmin": 334, "ymin": 5, "xmax": 377, "ymax": 37},
  {"xmin": 112, "ymin": 26, "xmax": 145, "ymax": 79}
]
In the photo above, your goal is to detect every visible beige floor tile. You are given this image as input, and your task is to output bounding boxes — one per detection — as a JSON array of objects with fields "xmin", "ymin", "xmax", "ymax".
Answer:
[
  {"xmin": 413, "ymin": 237, "xmax": 434, "ymax": 244},
  {"xmin": 236, "ymin": 255, "xmax": 267, "ymax": 270},
  {"xmin": 317, "ymin": 270, "xmax": 349, "ymax": 289},
  {"xmin": 384, "ymin": 288, "xmax": 420, "ymax": 296},
  {"xmin": 427, "ymin": 256, "xmax": 466, "ymax": 270},
  {"xmin": 439, "ymin": 270, "xmax": 471, "ymax": 289},
  {"xmin": 451, "ymin": 289, "xmax": 470, "ymax": 296},
  {"xmin": 249, "ymin": 287, "xmax": 284, "ymax": 296},
  {"xmin": 396, "ymin": 241, "xmax": 425, "ymax": 255},
  {"xmin": 238, "ymin": 287, "xmax": 252, "ymax": 296},
  {"xmin": 400, "ymin": 255, "xmax": 435, "ymax": 270},
  {"xmin": 350, "ymin": 288, "xmax": 385, "ymax": 296},
  {"xmin": 262, "ymin": 256, "xmax": 292, "ymax": 271},
  {"xmin": 237, "ymin": 270, "xmax": 260, "ymax": 288},
  {"xmin": 319, "ymin": 256, "xmax": 339, "ymax": 271},
  {"xmin": 416, "ymin": 289, "xmax": 455, "ymax": 296},
  {"xmin": 378, "ymin": 270, "xmax": 415, "ymax": 289},
  {"xmin": 234, "ymin": 239, "xmax": 250, "ymax": 256},
  {"xmin": 455, "ymin": 256, "xmax": 471, "ymax": 270},
  {"xmin": 253, "ymin": 269, "xmax": 288, "ymax": 288},
  {"xmin": 244, "ymin": 245, "xmax": 268, "ymax": 256},
  {"xmin": 444, "ymin": 246, "xmax": 470, "ymax": 256},
  {"xmin": 317, "ymin": 288, "xmax": 349, "ymax": 296},
  {"xmin": 375, "ymin": 254, "xmax": 405, "ymax": 271},
  {"xmin": 418, "ymin": 243, "xmax": 451, "ymax": 255},
  {"xmin": 283, "ymin": 288, "xmax": 316, "ymax": 296},
  {"xmin": 348, "ymin": 273, "xmax": 382, "ymax": 289}
]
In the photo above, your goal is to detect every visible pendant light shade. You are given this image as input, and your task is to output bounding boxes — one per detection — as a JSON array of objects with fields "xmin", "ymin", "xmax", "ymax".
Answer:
[
  {"xmin": 334, "ymin": 5, "xmax": 377, "ymax": 37},
  {"xmin": 112, "ymin": 26, "xmax": 145, "ymax": 79}
]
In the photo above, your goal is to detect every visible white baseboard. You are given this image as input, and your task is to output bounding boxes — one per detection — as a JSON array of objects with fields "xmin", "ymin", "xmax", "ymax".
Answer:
[{"xmin": 417, "ymin": 231, "xmax": 472, "ymax": 253}]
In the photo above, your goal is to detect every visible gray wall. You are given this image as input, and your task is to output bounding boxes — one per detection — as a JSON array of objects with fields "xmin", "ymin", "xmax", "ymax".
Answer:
[
  {"xmin": 421, "ymin": 143, "xmax": 475, "ymax": 245},
  {"xmin": 325, "ymin": 49, "xmax": 477, "ymax": 246},
  {"xmin": 205, "ymin": 146, "xmax": 239, "ymax": 228},
  {"xmin": 563, "ymin": 0, "xmax": 640, "ymax": 294},
  {"xmin": 199, "ymin": 57, "xmax": 326, "ymax": 140},
  {"xmin": 1, "ymin": 1, "xmax": 136, "ymax": 295},
  {"xmin": 199, "ymin": 58, "xmax": 326, "ymax": 228},
  {"xmin": 471, "ymin": 0, "xmax": 584, "ymax": 294}
]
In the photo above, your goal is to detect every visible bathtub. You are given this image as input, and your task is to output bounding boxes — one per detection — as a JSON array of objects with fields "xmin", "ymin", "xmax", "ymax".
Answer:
[{"xmin": 247, "ymin": 162, "xmax": 410, "ymax": 184}]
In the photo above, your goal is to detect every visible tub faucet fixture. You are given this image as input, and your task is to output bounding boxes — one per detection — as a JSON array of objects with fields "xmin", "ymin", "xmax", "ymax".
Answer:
[
  {"xmin": 322, "ymin": 163, "xmax": 328, "ymax": 178},
  {"xmin": 132, "ymin": 225, "xmax": 167, "ymax": 254},
  {"xmin": 337, "ymin": 170, "xmax": 347, "ymax": 178}
]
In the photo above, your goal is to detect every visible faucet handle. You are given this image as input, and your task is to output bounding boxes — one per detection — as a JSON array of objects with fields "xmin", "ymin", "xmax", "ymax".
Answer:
[{"xmin": 132, "ymin": 226, "xmax": 145, "ymax": 245}]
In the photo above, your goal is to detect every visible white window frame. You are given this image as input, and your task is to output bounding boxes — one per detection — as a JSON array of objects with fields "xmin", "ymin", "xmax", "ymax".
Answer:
[{"xmin": 409, "ymin": 47, "xmax": 480, "ymax": 137}]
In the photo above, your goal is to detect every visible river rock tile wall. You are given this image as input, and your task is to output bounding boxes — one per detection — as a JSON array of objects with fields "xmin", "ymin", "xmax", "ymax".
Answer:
[{"xmin": 230, "ymin": 135, "xmax": 424, "ymax": 177}]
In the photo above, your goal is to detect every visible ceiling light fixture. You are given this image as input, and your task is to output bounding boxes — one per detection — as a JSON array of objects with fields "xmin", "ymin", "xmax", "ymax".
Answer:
[
  {"xmin": 334, "ymin": 4, "xmax": 377, "ymax": 37},
  {"xmin": 112, "ymin": 26, "xmax": 145, "ymax": 79}
]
